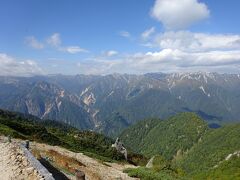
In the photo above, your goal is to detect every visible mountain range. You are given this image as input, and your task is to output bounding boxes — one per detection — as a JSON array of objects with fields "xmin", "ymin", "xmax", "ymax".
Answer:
[{"xmin": 0, "ymin": 72, "xmax": 240, "ymax": 136}]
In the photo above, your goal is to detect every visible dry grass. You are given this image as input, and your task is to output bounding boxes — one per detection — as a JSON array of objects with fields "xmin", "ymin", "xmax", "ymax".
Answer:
[{"xmin": 32, "ymin": 148, "xmax": 86, "ymax": 175}]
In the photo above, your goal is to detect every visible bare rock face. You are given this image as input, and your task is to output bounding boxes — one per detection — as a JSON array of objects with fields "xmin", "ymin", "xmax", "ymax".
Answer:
[{"xmin": 112, "ymin": 138, "xmax": 128, "ymax": 160}]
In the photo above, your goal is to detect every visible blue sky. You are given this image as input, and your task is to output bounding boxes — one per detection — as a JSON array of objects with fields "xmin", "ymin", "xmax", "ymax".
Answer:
[{"xmin": 0, "ymin": 0, "xmax": 240, "ymax": 75}]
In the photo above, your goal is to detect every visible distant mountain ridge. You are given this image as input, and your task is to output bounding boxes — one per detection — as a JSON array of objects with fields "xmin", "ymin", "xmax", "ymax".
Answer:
[{"xmin": 0, "ymin": 72, "xmax": 240, "ymax": 136}]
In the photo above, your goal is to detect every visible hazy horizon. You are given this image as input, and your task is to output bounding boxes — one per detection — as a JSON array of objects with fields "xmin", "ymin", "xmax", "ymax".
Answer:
[{"xmin": 1, "ymin": 71, "xmax": 240, "ymax": 78}]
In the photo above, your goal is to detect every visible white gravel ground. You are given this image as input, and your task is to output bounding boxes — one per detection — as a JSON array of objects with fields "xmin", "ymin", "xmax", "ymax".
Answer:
[{"xmin": 0, "ymin": 140, "xmax": 43, "ymax": 180}]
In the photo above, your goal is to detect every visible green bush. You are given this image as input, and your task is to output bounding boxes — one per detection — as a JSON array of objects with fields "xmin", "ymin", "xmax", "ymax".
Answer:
[{"xmin": 124, "ymin": 167, "xmax": 176, "ymax": 180}]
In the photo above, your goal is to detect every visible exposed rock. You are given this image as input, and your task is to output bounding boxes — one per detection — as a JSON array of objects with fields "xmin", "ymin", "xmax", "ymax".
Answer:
[
  {"xmin": 112, "ymin": 138, "xmax": 128, "ymax": 160},
  {"xmin": 146, "ymin": 156, "xmax": 155, "ymax": 168}
]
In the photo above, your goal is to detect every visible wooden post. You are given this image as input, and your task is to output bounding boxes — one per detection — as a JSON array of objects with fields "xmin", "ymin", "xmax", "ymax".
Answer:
[
  {"xmin": 25, "ymin": 140, "xmax": 29, "ymax": 149},
  {"xmin": 75, "ymin": 169, "xmax": 85, "ymax": 180}
]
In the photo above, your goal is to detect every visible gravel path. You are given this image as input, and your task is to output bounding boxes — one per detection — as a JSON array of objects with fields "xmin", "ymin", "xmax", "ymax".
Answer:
[
  {"xmin": 0, "ymin": 137, "xmax": 139, "ymax": 180},
  {"xmin": 0, "ymin": 141, "xmax": 43, "ymax": 180}
]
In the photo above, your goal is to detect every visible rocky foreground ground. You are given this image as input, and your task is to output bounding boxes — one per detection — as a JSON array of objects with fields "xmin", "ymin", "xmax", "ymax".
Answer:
[
  {"xmin": 0, "ymin": 141, "xmax": 43, "ymax": 180},
  {"xmin": 0, "ymin": 137, "xmax": 138, "ymax": 180},
  {"xmin": 31, "ymin": 142, "xmax": 138, "ymax": 180}
]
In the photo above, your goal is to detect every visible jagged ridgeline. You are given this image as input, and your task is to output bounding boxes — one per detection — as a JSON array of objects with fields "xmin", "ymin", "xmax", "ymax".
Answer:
[
  {"xmin": 0, "ymin": 109, "xmax": 146, "ymax": 163},
  {"xmin": 1, "ymin": 72, "xmax": 240, "ymax": 137},
  {"xmin": 121, "ymin": 113, "xmax": 240, "ymax": 179}
]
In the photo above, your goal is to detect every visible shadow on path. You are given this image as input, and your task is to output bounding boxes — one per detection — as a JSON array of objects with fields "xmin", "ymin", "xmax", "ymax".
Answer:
[{"xmin": 39, "ymin": 158, "xmax": 69, "ymax": 180}]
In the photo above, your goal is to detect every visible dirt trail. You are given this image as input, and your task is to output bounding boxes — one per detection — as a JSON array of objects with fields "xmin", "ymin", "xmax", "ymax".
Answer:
[
  {"xmin": 31, "ymin": 142, "xmax": 139, "ymax": 180},
  {"xmin": 0, "ymin": 140, "xmax": 43, "ymax": 180}
]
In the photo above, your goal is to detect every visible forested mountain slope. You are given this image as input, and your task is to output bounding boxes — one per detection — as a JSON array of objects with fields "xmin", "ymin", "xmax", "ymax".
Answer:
[
  {"xmin": 121, "ymin": 113, "xmax": 240, "ymax": 179},
  {"xmin": 121, "ymin": 113, "xmax": 208, "ymax": 159}
]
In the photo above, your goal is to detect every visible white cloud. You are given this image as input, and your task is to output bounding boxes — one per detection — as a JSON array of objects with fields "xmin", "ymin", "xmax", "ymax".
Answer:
[
  {"xmin": 141, "ymin": 27, "xmax": 155, "ymax": 40},
  {"xmin": 61, "ymin": 46, "xmax": 88, "ymax": 54},
  {"xmin": 25, "ymin": 36, "xmax": 44, "ymax": 49},
  {"xmin": 103, "ymin": 50, "xmax": 118, "ymax": 57},
  {"xmin": 47, "ymin": 33, "xmax": 61, "ymax": 47},
  {"xmin": 154, "ymin": 31, "xmax": 240, "ymax": 51},
  {"xmin": 136, "ymin": 49, "xmax": 240, "ymax": 68},
  {"xmin": 151, "ymin": 0, "xmax": 210, "ymax": 29},
  {"xmin": 45, "ymin": 33, "xmax": 88, "ymax": 54},
  {"xmin": 0, "ymin": 53, "xmax": 44, "ymax": 76},
  {"xmin": 119, "ymin": 31, "xmax": 131, "ymax": 38},
  {"xmin": 74, "ymin": 1, "xmax": 237, "ymax": 74},
  {"xmin": 75, "ymin": 47, "xmax": 240, "ymax": 74}
]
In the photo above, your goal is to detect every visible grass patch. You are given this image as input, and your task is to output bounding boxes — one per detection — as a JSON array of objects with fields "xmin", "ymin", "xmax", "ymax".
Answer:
[{"xmin": 124, "ymin": 167, "xmax": 176, "ymax": 180}]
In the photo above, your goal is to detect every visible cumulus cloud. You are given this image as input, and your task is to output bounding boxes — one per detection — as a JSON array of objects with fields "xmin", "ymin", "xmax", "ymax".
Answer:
[
  {"xmin": 141, "ymin": 27, "xmax": 155, "ymax": 40},
  {"xmin": 25, "ymin": 33, "xmax": 88, "ymax": 54},
  {"xmin": 47, "ymin": 33, "xmax": 61, "ymax": 47},
  {"xmin": 46, "ymin": 33, "xmax": 88, "ymax": 54},
  {"xmin": 0, "ymin": 53, "xmax": 44, "ymax": 76},
  {"xmin": 75, "ymin": 37, "xmax": 240, "ymax": 74},
  {"xmin": 151, "ymin": 0, "xmax": 210, "ymax": 29},
  {"xmin": 25, "ymin": 36, "xmax": 44, "ymax": 49},
  {"xmin": 155, "ymin": 31, "xmax": 240, "ymax": 51},
  {"xmin": 102, "ymin": 50, "xmax": 118, "ymax": 57},
  {"xmin": 137, "ymin": 49, "xmax": 240, "ymax": 67},
  {"xmin": 75, "ymin": 1, "xmax": 237, "ymax": 74},
  {"xmin": 76, "ymin": 49, "xmax": 240, "ymax": 74}
]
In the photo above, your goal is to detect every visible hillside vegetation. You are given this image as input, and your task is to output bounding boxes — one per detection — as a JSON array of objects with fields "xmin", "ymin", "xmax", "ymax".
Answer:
[
  {"xmin": 121, "ymin": 112, "xmax": 240, "ymax": 179},
  {"xmin": 0, "ymin": 109, "xmax": 145, "ymax": 164},
  {"xmin": 120, "ymin": 118, "xmax": 161, "ymax": 152},
  {"xmin": 121, "ymin": 113, "xmax": 208, "ymax": 159},
  {"xmin": 178, "ymin": 123, "xmax": 240, "ymax": 174}
]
